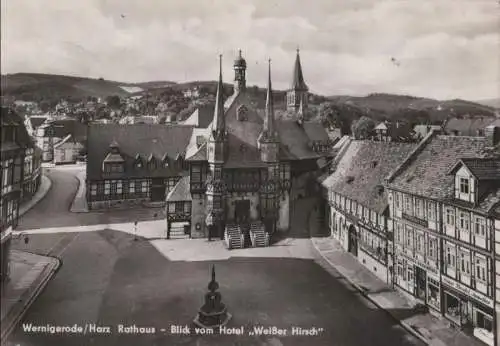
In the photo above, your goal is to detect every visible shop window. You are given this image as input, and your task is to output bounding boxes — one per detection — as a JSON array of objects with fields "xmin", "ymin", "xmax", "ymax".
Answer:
[
  {"xmin": 427, "ymin": 278, "xmax": 440, "ymax": 310},
  {"xmin": 474, "ymin": 308, "xmax": 493, "ymax": 334},
  {"xmin": 444, "ymin": 293, "xmax": 460, "ymax": 323}
]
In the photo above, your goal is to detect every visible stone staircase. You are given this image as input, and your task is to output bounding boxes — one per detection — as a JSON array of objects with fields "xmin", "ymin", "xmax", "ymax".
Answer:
[
  {"xmin": 224, "ymin": 224, "xmax": 244, "ymax": 249},
  {"xmin": 169, "ymin": 226, "xmax": 190, "ymax": 239},
  {"xmin": 249, "ymin": 221, "xmax": 269, "ymax": 247}
]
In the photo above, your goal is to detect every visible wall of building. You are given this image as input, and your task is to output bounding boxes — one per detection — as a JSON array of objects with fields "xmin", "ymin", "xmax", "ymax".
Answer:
[
  {"xmin": 358, "ymin": 249, "xmax": 388, "ymax": 283},
  {"xmin": 190, "ymin": 195, "xmax": 206, "ymax": 238},
  {"xmin": 0, "ymin": 226, "xmax": 12, "ymax": 284},
  {"xmin": 225, "ymin": 192, "xmax": 259, "ymax": 221},
  {"xmin": 277, "ymin": 192, "xmax": 290, "ymax": 231}
]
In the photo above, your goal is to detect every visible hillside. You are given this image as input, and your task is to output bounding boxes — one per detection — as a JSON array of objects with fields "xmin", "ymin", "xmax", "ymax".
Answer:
[
  {"xmin": 476, "ymin": 98, "xmax": 500, "ymax": 109},
  {"xmin": 0, "ymin": 73, "xmax": 176, "ymax": 101},
  {"xmin": 1, "ymin": 73, "xmax": 496, "ymax": 124}
]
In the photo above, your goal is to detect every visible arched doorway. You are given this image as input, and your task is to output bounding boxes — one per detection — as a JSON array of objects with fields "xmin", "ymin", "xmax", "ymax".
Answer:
[{"xmin": 347, "ymin": 225, "xmax": 358, "ymax": 256}]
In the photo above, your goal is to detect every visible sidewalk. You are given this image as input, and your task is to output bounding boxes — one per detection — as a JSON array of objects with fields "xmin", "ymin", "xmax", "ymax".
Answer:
[
  {"xmin": 70, "ymin": 170, "xmax": 88, "ymax": 213},
  {"xmin": 18, "ymin": 175, "xmax": 52, "ymax": 217},
  {"xmin": 0, "ymin": 250, "xmax": 60, "ymax": 343},
  {"xmin": 308, "ymin": 209, "xmax": 484, "ymax": 346}
]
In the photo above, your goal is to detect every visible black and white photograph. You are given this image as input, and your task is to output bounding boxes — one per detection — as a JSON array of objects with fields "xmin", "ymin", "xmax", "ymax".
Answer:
[{"xmin": 0, "ymin": 1, "xmax": 499, "ymax": 345}]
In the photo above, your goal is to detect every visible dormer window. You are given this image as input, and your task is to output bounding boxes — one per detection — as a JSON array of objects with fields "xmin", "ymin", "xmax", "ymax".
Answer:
[
  {"xmin": 103, "ymin": 163, "xmax": 124, "ymax": 173},
  {"xmin": 162, "ymin": 154, "xmax": 169, "ymax": 167},
  {"xmin": 148, "ymin": 154, "xmax": 157, "ymax": 169},
  {"xmin": 134, "ymin": 154, "xmax": 143, "ymax": 168},
  {"xmin": 459, "ymin": 177, "xmax": 469, "ymax": 194}
]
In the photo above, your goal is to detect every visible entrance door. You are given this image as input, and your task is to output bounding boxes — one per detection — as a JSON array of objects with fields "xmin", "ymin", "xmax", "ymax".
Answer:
[
  {"xmin": 415, "ymin": 266, "xmax": 427, "ymax": 301},
  {"xmin": 348, "ymin": 225, "xmax": 358, "ymax": 256},
  {"xmin": 235, "ymin": 200, "xmax": 250, "ymax": 224},
  {"xmin": 151, "ymin": 178, "xmax": 165, "ymax": 202}
]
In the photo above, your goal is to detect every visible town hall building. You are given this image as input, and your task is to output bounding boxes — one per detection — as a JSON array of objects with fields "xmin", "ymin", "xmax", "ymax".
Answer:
[{"xmin": 86, "ymin": 50, "xmax": 335, "ymax": 248}]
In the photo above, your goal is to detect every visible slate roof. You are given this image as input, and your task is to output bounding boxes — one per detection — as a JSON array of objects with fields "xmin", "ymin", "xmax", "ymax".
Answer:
[
  {"xmin": 449, "ymin": 158, "xmax": 500, "ymax": 180},
  {"xmin": 290, "ymin": 50, "xmax": 308, "ymax": 91},
  {"xmin": 182, "ymin": 104, "xmax": 214, "ymax": 128},
  {"xmin": 87, "ymin": 124, "xmax": 194, "ymax": 180},
  {"xmin": 1, "ymin": 107, "xmax": 35, "ymax": 151},
  {"xmin": 42, "ymin": 118, "xmax": 87, "ymax": 142},
  {"xmin": 166, "ymin": 176, "xmax": 192, "ymax": 202},
  {"xmin": 303, "ymin": 121, "xmax": 330, "ymax": 142},
  {"xmin": 322, "ymin": 141, "xmax": 417, "ymax": 213},
  {"xmin": 28, "ymin": 116, "xmax": 48, "ymax": 129},
  {"xmin": 413, "ymin": 125, "xmax": 443, "ymax": 138},
  {"xmin": 444, "ymin": 117, "xmax": 496, "ymax": 136},
  {"xmin": 387, "ymin": 134, "xmax": 492, "ymax": 199}
]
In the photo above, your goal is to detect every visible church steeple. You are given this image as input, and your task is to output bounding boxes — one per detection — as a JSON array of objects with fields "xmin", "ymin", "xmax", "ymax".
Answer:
[
  {"xmin": 233, "ymin": 49, "xmax": 247, "ymax": 93},
  {"xmin": 286, "ymin": 48, "xmax": 309, "ymax": 113},
  {"xmin": 212, "ymin": 54, "xmax": 225, "ymax": 133},
  {"xmin": 263, "ymin": 59, "xmax": 276, "ymax": 137},
  {"xmin": 291, "ymin": 48, "xmax": 308, "ymax": 91}
]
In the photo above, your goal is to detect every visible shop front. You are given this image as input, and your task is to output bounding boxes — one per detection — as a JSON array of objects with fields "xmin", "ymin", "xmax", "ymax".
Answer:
[{"xmin": 441, "ymin": 276, "xmax": 495, "ymax": 346}]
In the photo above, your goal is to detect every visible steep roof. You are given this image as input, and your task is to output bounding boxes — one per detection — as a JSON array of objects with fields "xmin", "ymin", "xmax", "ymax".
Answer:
[
  {"xmin": 413, "ymin": 125, "xmax": 443, "ymax": 138},
  {"xmin": 387, "ymin": 135, "xmax": 492, "ymax": 199},
  {"xmin": 87, "ymin": 124, "xmax": 194, "ymax": 180},
  {"xmin": 43, "ymin": 118, "xmax": 87, "ymax": 142},
  {"xmin": 290, "ymin": 49, "xmax": 308, "ymax": 91},
  {"xmin": 182, "ymin": 104, "xmax": 214, "ymax": 128},
  {"xmin": 448, "ymin": 158, "xmax": 500, "ymax": 180},
  {"xmin": 323, "ymin": 141, "xmax": 417, "ymax": 213},
  {"xmin": 1, "ymin": 107, "xmax": 35, "ymax": 150},
  {"xmin": 28, "ymin": 116, "xmax": 48, "ymax": 129},
  {"xmin": 166, "ymin": 176, "xmax": 192, "ymax": 202}
]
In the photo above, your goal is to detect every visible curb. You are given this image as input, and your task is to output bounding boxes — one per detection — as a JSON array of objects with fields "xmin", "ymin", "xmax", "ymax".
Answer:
[
  {"xmin": 0, "ymin": 256, "xmax": 61, "ymax": 344},
  {"xmin": 69, "ymin": 171, "xmax": 88, "ymax": 213},
  {"xmin": 310, "ymin": 239, "xmax": 430, "ymax": 346},
  {"xmin": 18, "ymin": 175, "xmax": 52, "ymax": 218}
]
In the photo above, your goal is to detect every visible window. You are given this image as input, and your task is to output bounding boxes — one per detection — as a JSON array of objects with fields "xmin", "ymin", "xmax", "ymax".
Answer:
[
  {"xmin": 396, "ymin": 223, "xmax": 403, "ymax": 244},
  {"xmin": 427, "ymin": 201, "xmax": 435, "ymax": 221},
  {"xmin": 90, "ymin": 184, "xmax": 97, "ymax": 196},
  {"xmin": 474, "ymin": 309, "xmax": 493, "ymax": 333},
  {"xmin": 446, "ymin": 244, "xmax": 456, "ymax": 267},
  {"xmin": 416, "ymin": 232, "xmax": 425, "ymax": 253},
  {"xmin": 459, "ymin": 177, "xmax": 469, "ymax": 194},
  {"xmin": 459, "ymin": 212, "xmax": 470, "ymax": 231},
  {"xmin": 363, "ymin": 207, "xmax": 369, "ymax": 220},
  {"xmin": 104, "ymin": 163, "xmax": 124, "ymax": 173},
  {"xmin": 104, "ymin": 181, "xmax": 110, "ymax": 195},
  {"xmin": 117, "ymin": 181, "xmax": 122, "ymax": 194},
  {"xmin": 141, "ymin": 181, "xmax": 148, "ymax": 193},
  {"xmin": 405, "ymin": 226, "xmax": 414, "ymax": 247},
  {"xmin": 446, "ymin": 209, "xmax": 455, "ymax": 226},
  {"xmin": 395, "ymin": 193, "xmax": 401, "ymax": 209},
  {"xmin": 428, "ymin": 237, "xmax": 436, "ymax": 258},
  {"xmin": 404, "ymin": 196, "xmax": 411, "ymax": 213},
  {"xmin": 475, "ymin": 256, "xmax": 487, "ymax": 282},
  {"xmin": 110, "ymin": 180, "xmax": 117, "ymax": 195},
  {"xmin": 191, "ymin": 165, "xmax": 201, "ymax": 182},
  {"xmin": 474, "ymin": 217, "xmax": 486, "ymax": 237},
  {"xmin": 460, "ymin": 251, "xmax": 470, "ymax": 275},
  {"xmin": 129, "ymin": 180, "xmax": 135, "ymax": 194},
  {"xmin": 415, "ymin": 199, "xmax": 423, "ymax": 218}
]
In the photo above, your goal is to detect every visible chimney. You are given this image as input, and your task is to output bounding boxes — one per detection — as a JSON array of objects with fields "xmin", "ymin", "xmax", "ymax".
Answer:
[{"xmin": 485, "ymin": 125, "xmax": 500, "ymax": 146}]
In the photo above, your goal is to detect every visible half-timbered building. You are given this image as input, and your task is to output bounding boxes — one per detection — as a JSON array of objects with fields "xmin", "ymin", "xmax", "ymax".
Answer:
[
  {"xmin": 167, "ymin": 50, "xmax": 334, "ymax": 247},
  {"xmin": 86, "ymin": 124, "xmax": 194, "ymax": 209},
  {"xmin": 386, "ymin": 130, "xmax": 500, "ymax": 345},
  {"xmin": 1, "ymin": 107, "xmax": 39, "ymax": 285},
  {"xmin": 322, "ymin": 140, "xmax": 416, "ymax": 284}
]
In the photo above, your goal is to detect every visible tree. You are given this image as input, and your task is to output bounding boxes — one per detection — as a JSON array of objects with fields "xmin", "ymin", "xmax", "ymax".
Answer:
[
  {"xmin": 106, "ymin": 95, "xmax": 122, "ymax": 109},
  {"xmin": 351, "ymin": 116, "xmax": 375, "ymax": 139}
]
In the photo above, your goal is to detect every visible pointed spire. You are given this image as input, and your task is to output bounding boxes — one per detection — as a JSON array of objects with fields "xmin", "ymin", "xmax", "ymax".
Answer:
[
  {"xmin": 212, "ymin": 54, "xmax": 225, "ymax": 132},
  {"xmin": 264, "ymin": 58, "xmax": 275, "ymax": 135},
  {"xmin": 291, "ymin": 48, "xmax": 308, "ymax": 91}
]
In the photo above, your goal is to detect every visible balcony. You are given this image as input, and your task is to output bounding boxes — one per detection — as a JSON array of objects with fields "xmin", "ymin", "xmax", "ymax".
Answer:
[{"xmin": 402, "ymin": 212, "xmax": 428, "ymax": 228}]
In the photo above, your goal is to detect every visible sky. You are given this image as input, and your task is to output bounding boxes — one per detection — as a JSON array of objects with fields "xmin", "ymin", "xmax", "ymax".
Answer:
[{"xmin": 1, "ymin": 0, "xmax": 498, "ymax": 100}]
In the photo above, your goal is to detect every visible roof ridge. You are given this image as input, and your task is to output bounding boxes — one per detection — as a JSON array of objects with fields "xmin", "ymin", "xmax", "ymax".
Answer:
[{"xmin": 385, "ymin": 130, "xmax": 437, "ymax": 184}]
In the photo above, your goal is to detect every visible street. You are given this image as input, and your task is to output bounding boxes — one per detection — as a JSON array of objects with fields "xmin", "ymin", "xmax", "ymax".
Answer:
[{"xmin": 6, "ymin": 166, "xmax": 424, "ymax": 346}]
